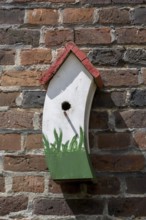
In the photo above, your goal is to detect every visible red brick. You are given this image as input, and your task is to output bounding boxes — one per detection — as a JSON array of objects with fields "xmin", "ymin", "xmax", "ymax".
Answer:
[
  {"xmin": 0, "ymin": 176, "xmax": 5, "ymax": 192},
  {"xmin": 89, "ymin": 111, "xmax": 108, "ymax": 129},
  {"xmin": 49, "ymin": 179, "xmax": 82, "ymax": 194},
  {"xmin": 92, "ymin": 154, "xmax": 145, "ymax": 172},
  {"xmin": 63, "ymin": 8, "xmax": 94, "ymax": 24},
  {"xmin": 0, "ymin": 9, "xmax": 24, "ymax": 24},
  {"xmin": 0, "ymin": 134, "xmax": 21, "ymax": 151},
  {"xmin": 45, "ymin": 29, "xmax": 74, "ymax": 47},
  {"xmin": 0, "ymin": 109, "xmax": 34, "ymax": 130},
  {"xmin": 1, "ymin": 70, "xmax": 42, "ymax": 86},
  {"xmin": 27, "ymin": 9, "xmax": 58, "ymax": 25},
  {"xmin": 0, "ymin": 196, "xmax": 28, "ymax": 216},
  {"xmin": 4, "ymin": 155, "xmax": 47, "ymax": 172},
  {"xmin": 25, "ymin": 134, "xmax": 43, "ymax": 150},
  {"xmin": 0, "ymin": 92, "xmax": 19, "ymax": 107},
  {"xmin": 0, "ymin": 50, "xmax": 15, "ymax": 65},
  {"xmin": 12, "ymin": 176, "xmax": 44, "ymax": 192},
  {"xmin": 96, "ymin": 132, "xmax": 131, "ymax": 150},
  {"xmin": 99, "ymin": 7, "xmax": 130, "ymax": 24},
  {"xmin": 109, "ymin": 197, "xmax": 146, "ymax": 217},
  {"xmin": 86, "ymin": 176, "xmax": 120, "ymax": 195},
  {"xmin": 133, "ymin": 131, "xmax": 146, "ymax": 149},
  {"xmin": 114, "ymin": 110, "xmax": 146, "ymax": 129},
  {"xmin": 20, "ymin": 48, "xmax": 52, "ymax": 65},
  {"xmin": 126, "ymin": 175, "xmax": 146, "ymax": 194},
  {"xmin": 100, "ymin": 68, "xmax": 139, "ymax": 87},
  {"xmin": 116, "ymin": 28, "xmax": 146, "ymax": 44},
  {"xmin": 75, "ymin": 28, "xmax": 112, "ymax": 45}
]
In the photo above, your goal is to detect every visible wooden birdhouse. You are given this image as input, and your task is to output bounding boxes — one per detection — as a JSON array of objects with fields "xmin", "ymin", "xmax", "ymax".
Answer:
[{"xmin": 40, "ymin": 42, "xmax": 103, "ymax": 181}]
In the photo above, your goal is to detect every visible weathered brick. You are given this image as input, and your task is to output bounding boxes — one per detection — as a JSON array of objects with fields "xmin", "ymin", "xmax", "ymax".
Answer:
[
  {"xmin": 12, "ymin": 176, "xmax": 44, "ymax": 192},
  {"xmin": 114, "ymin": 110, "xmax": 146, "ymax": 129},
  {"xmin": 88, "ymin": 48, "xmax": 124, "ymax": 66},
  {"xmin": 86, "ymin": 176, "xmax": 120, "ymax": 195},
  {"xmin": 132, "ymin": 7, "xmax": 146, "ymax": 24},
  {"xmin": 109, "ymin": 197, "xmax": 146, "ymax": 217},
  {"xmin": 0, "ymin": 9, "xmax": 24, "ymax": 24},
  {"xmin": 111, "ymin": 91, "xmax": 127, "ymax": 107},
  {"xmin": 142, "ymin": 68, "xmax": 146, "ymax": 85},
  {"xmin": 89, "ymin": 111, "xmax": 108, "ymax": 129},
  {"xmin": 116, "ymin": 28, "xmax": 146, "ymax": 44},
  {"xmin": 0, "ymin": 50, "xmax": 15, "ymax": 65},
  {"xmin": 0, "ymin": 176, "xmax": 5, "ymax": 192},
  {"xmin": 75, "ymin": 28, "xmax": 112, "ymax": 45},
  {"xmin": 4, "ymin": 155, "xmax": 47, "ymax": 172},
  {"xmin": 126, "ymin": 175, "xmax": 146, "ymax": 194},
  {"xmin": 13, "ymin": 0, "xmax": 75, "ymax": 2},
  {"xmin": 25, "ymin": 133, "xmax": 43, "ymax": 150},
  {"xmin": 124, "ymin": 49, "xmax": 146, "ymax": 65},
  {"xmin": 0, "ymin": 134, "xmax": 21, "ymax": 151},
  {"xmin": 99, "ymin": 7, "xmax": 130, "ymax": 24},
  {"xmin": 45, "ymin": 29, "xmax": 74, "ymax": 47},
  {"xmin": 0, "ymin": 29, "xmax": 40, "ymax": 46},
  {"xmin": 1, "ymin": 70, "xmax": 42, "ymax": 86},
  {"xmin": 20, "ymin": 48, "xmax": 52, "ymax": 65},
  {"xmin": 130, "ymin": 89, "xmax": 146, "ymax": 107},
  {"xmin": 100, "ymin": 68, "xmax": 139, "ymax": 87},
  {"xmin": 0, "ymin": 92, "xmax": 19, "ymax": 107},
  {"xmin": 92, "ymin": 154, "xmax": 145, "ymax": 172},
  {"xmin": 27, "ymin": 9, "xmax": 58, "ymax": 25},
  {"xmin": 92, "ymin": 90, "xmax": 127, "ymax": 108},
  {"xmin": 0, "ymin": 109, "xmax": 34, "ymax": 130},
  {"xmin": 34, "ymin": 198, "xmax": 104, "ymax": 215},
  {"xmin": 21, "ymin": 91, "xmax": 45, "ymax": 108},
  {"xmin": 49, "ymin": 179, "xmax": 82, "ymax": 194},
  {"xmin": 112, "ymin": 0, "xmax": 143, "ymax": 3},
  {"xmin": 81, "ymin": 0, "xmax": 111, "ymax": 4},
  {"xmin": 96, "ymin": 132, "xmax": 131, "ymax": 150},
  {"xmin": 133, "ymin": 131, "xmax": 146, "ymax": 149},
  {"xmin": 63, "ymin": 8, "xmax": 94, "ymax": 24},
  {"xmin": 0, "ymin": 196, "xmax": 28, "ymax": 216}
]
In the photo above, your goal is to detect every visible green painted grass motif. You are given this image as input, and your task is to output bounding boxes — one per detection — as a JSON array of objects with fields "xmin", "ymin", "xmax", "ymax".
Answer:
[
  {"xmin": 43, "ymin": 127, "xmax": 94, "ymax": 180},
  {"xmin": 43, "ymin": 127, "xmax": 84, "ymax": 154}
]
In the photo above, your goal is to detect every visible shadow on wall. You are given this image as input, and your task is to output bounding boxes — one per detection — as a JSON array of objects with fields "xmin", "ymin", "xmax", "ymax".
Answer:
[{"xmin": 34, "ymin": 87, "xmax": 146, "ymax": 219}]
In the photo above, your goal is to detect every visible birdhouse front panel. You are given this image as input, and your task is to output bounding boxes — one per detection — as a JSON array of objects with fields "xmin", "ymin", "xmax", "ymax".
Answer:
[{"xmin": 42, "ymin": 53, "xmax": 96, "ymax": 180}]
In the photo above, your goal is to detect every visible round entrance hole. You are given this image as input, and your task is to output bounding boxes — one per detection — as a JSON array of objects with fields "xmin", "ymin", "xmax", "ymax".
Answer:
[{"xmin": 61, "ymin": 101, "xmax": 71, "ymax": 111}]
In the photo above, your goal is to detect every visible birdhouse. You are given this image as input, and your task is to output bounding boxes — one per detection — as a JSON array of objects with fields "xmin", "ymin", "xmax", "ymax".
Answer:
[{"xmin": 40, "ymin": 42, "xmax": 103, "ymax": 181}]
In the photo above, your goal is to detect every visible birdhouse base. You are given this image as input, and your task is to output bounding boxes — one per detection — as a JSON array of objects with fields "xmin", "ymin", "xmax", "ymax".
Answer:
[{"xmin": 45, "ymin": 148, "xmax": 94, "ymax": 180}]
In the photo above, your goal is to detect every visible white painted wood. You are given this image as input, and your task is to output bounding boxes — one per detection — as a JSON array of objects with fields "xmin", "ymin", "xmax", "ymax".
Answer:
[{"xmin": 42, "ymin": 53, "xmax": 96, "ymax": 153}]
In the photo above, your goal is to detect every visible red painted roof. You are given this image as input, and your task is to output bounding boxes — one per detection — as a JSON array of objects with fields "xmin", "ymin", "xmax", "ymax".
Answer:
[{"xmin": 40, "ymin": 42, "xmax": 103, "ymax": 88}]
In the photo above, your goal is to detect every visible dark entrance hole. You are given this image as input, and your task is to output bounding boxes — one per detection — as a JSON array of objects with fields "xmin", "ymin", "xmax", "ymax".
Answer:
[{"xmin": 61, "ymin": 101, "xmax": 71, "ymax": 111}]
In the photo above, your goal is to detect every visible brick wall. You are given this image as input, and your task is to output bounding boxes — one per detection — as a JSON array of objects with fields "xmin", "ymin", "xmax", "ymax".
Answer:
[{"xmin": 1, "ymin": 0, "xmax": 146, "ymax": 219}]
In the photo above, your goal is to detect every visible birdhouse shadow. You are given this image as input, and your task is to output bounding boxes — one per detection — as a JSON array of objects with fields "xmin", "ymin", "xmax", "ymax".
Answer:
[{"xmin": 51, "ymin": 88, "xmax": 145, "ymax": 218}]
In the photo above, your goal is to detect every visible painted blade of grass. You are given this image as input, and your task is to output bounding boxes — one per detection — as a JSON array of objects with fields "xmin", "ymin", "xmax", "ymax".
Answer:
[
  {"xmin": 50, "ymin": 143, "xmax": 56, "ymax": 152},
  {"xmin": 62, "ymin": 140, "xmax": 69, "ymax": 152},
  {"xmin": 78, "ymin": 127, "xmax": 84, "ymax": 149},
  {"xmin": 43, "ymin": 135, "xmax": 50, "ymax": 149},
  {"xmin": 69, "ymin": 135, "xmax": 78, "ymax": 152},
  {"xmin": 54, "ymin": 129, "xmax": 62, "ymax": 150},
  {"xmin": 58, "ymin": 130, "xmax": 63, "ymax": 150}
]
